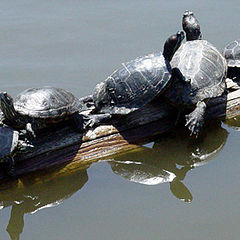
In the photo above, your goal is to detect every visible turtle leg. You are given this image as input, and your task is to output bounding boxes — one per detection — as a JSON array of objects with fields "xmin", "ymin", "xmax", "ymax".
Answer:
[
  {"xmin": 26, "ymin": 122, "xmax": 39, "ymax": 139},
  {"xmin": 82, "ymin": 113, "xmax": 112, "ymax": 130},
  {"xmin": 18, "ymin": 139, "xmax": 34, "ymax": 152},
  {"xmin": 185, "ymin": 101, "xmax": 207, "ymax": 137},
  {"xmin": 71, "ymin": 112, "xmax": 112, "ymax": 131},
  {"xmin": 172, "ymin": 68, "xmax": 191, "ymax": 83}
]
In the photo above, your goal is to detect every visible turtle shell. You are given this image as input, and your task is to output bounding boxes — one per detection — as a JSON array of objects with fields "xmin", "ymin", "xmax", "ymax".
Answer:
[
  {"xmin": 14, "ymin": 87, "xmax": 82, "ymax": 118},
  {"xmin": 93, "ymin": 53, "xmax": 172, "ymax": 114},
  {"xmin": 0, "ymin": 126, "xmax": 19, "ymax": 161},
  {"xmin": 223, "ymin": 39, "xmax": 240, "ymax": 67},
  {"xmin": 166, "ymin": 40, "xmax": 227, "ymax": 106}
]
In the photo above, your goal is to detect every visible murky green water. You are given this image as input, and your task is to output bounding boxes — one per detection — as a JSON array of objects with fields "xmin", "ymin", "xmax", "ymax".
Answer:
[{"xmin": 1, "ymin": 1, "xmax": 240, "ymax": 239}]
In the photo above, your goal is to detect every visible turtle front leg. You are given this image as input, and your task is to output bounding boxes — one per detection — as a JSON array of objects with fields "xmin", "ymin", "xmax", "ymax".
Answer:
[
  {"xmin": 82, "ymin": 113, "xmax": 112, "ymax": 130},
  {"xmin": 26, "ymin": 122, "xmax": 38, "ymax": 139},
  {"xmin": 185, "ymin": 101, "xmax": 207, "ymax": 137},
  {"xmin": 71, "ymin": 112, "xmax": 112, "ymax": 132}
]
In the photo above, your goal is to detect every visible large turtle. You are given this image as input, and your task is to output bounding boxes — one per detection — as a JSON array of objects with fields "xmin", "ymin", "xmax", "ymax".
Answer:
[
  {"xmin": 0, "ymin": 126, "xmax": 31, "ymax": 176},
  {"xmin": 0, "ymin": 87, "xmax": 84, "ymax": 137},
  {"xmin": 164, "ymin": 11, "xmax": 227, "ymax": 136},
  {"xmin": 82, "ymin": 31, "xmax": 186, "ymax": 122}
]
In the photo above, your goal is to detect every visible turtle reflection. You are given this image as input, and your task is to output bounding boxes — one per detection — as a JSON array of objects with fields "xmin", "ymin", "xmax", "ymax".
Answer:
[
  {"xmin": 109, "ymin": 123, "xmax": 228, "ymax": 202},
  {"xmin": 0, "ymin": 167, "xmax": 88, "ymax": 240},
  {"xmin": 225, "ymin": 115, "xmax": 240, "ymax": 130}
]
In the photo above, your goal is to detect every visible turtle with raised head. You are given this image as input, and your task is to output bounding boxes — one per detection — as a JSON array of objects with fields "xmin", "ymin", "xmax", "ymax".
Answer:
[
  {"xmin": 81, "ymin": 31, "xmax": 187, "ymax": 124},
  {"xmin": 0, "ymin": 87, "xmax": 84, "ymax": 137},
  {"xmin": 0, "ymin": 126, "xmax": 31, "ymax": 176},
  {"xmin": 164, "ymin": 11, "xmax": 227, "ymax": 136}
]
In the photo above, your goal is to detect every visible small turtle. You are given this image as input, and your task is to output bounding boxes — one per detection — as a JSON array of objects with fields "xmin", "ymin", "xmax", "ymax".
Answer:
[
  {"xmin": 223, "ymin": 39, "xmax": 240, "ymax": 85},
  {"xmin": 164, "ymin": 11, "xmax": 227, "ymax": 136},
  {"xmin": 0, "ymin": 126, "xmax": 30, "ymax": 176},
  {"xmin": 0, "ymin": 87, "xmax": 83, "ymax": 137},
  {"xmin": 81, "ymin": 31, "xmax": 187, "ymax": 124},
  {"xmin": 223, "ymin": 39, "xmax": 240, "ymax": 68}
]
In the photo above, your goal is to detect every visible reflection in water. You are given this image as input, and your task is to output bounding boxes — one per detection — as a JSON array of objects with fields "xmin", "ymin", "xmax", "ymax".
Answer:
[
  {"xmin": 0, "ymin": 123, "xmax": 229, "ymax": 239},
  {"xmin": 225, "ymin": 115, "xmax": 240, "ymax": 130},
  {"xmin": 109, "ymin": 123, "xmax": 228, "ymax": 203},
  {"xmin": 0, "ymin": 167, "xmax": 89, "ymax": 240}
]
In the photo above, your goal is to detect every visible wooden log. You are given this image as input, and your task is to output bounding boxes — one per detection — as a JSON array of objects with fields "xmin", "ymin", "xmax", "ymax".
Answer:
[{"xmin": 1, "ymin": 80, "xmax": 240, "ymax": 181}]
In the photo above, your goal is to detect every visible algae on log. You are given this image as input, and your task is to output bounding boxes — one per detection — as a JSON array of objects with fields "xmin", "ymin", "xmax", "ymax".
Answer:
[{"xmin": 0, "ymin": 80, "xmax": 240, "ymax": 180}]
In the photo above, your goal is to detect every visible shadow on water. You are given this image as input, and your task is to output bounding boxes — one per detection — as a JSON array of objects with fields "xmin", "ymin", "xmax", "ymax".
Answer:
[
  {"xmin": 0, "ymin": 163, "xmax": 89, "ymax": 240},
  {"xmin": 108, "ymin": 122, "xmax": 229, "ymax": 203}
]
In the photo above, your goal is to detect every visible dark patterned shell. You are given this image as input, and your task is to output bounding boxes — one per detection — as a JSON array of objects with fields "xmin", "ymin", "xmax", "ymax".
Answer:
[
  {"xmin": 0, "ymin": 126, "xmax": 18, "ymax": 160},
  {"xmin": 93, "ymin": 53, "xmax": 172, "ymax": 114},
  {"xmin": 223, "ymin": 39, "xmax": 240, "ymax": 67},
  {"xmin": 168, "ymin": 40, "xmax": 227, "ymax": 106},
  {"xmin": 14, "ymin": 87, "xmax": 82, "ymax": 118}
]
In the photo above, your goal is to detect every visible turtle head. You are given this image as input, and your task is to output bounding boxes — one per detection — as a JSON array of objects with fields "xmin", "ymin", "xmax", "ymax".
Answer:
[
  {"xmin": 163, "ymin": 31, "xmax": 185, "ymax": 62},
  {"xmin": 0, "ymin": 92, "xmax": 18, "ymax": 122},
  {"xmin": 182, "ymin": 10, "xmax": 202, "ymax": 41}
]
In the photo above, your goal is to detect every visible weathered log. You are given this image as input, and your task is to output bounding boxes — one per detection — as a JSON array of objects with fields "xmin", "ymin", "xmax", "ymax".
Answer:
[{"xmin": 0, "ymin": 80, "xmax": 240, "ymax": 181}]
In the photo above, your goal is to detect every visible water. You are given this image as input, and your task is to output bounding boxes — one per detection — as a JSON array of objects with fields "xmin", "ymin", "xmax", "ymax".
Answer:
[{"xmin": 0, "ymin": 1, "xmax": 240, "ymax": 239}]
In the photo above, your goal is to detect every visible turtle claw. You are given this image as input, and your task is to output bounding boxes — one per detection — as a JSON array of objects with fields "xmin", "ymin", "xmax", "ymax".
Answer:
[
  {"xmin": 82, "ymin": 113, "xmax": 112, "ymax": 130},
  {"xmin": 185, "ymin": 101, "xmax": 206, "ymax": 137},
  {"xmin": 185, "ymin": 115, "xmax": 201, "ymax": 137},
  {"xmin": 26, "ymin": 123, "xmax": 37, "ymax": 139}
]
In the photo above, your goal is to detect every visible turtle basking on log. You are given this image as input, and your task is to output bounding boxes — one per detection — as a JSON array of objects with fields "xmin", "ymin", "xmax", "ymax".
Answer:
[
  {"xmin": 0, "ymin": 87, "xmax": 85, "ymax": 138},
  {"xmin": 81, "ymin": 31, "xmax": 187, "ymax": 125},
  {"xmin": 164, "ymin": 11, "xmax": 227, "ymax": 136}
]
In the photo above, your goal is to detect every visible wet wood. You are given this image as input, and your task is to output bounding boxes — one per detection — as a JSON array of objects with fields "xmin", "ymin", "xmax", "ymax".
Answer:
[{"xmin": 1, "ymin": 79, "xmax": 240, "ymax": 181}]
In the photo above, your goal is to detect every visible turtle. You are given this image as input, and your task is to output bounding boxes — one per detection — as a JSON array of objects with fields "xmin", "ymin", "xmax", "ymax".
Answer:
[
  {"xmin": 81, "ymin": 31, "xmax": 187, "ymax": 124},
  {"xmin": 223, "ymin": 39, "xmax": 240, "ymax": 85},
  {"xmin": 0, "ymin": 87, "xmax": 84, "ymax": 137},
  {"xmin": 0, "ymin": 126, "xmax": 31, "ymax": 176},
  {"xmin": 223, "ymin": 39, "xmax": 240, "ymax": 68},
  {"xmin": 164, "ymin": 11, "xmax": 227, "ymax": 136}
]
